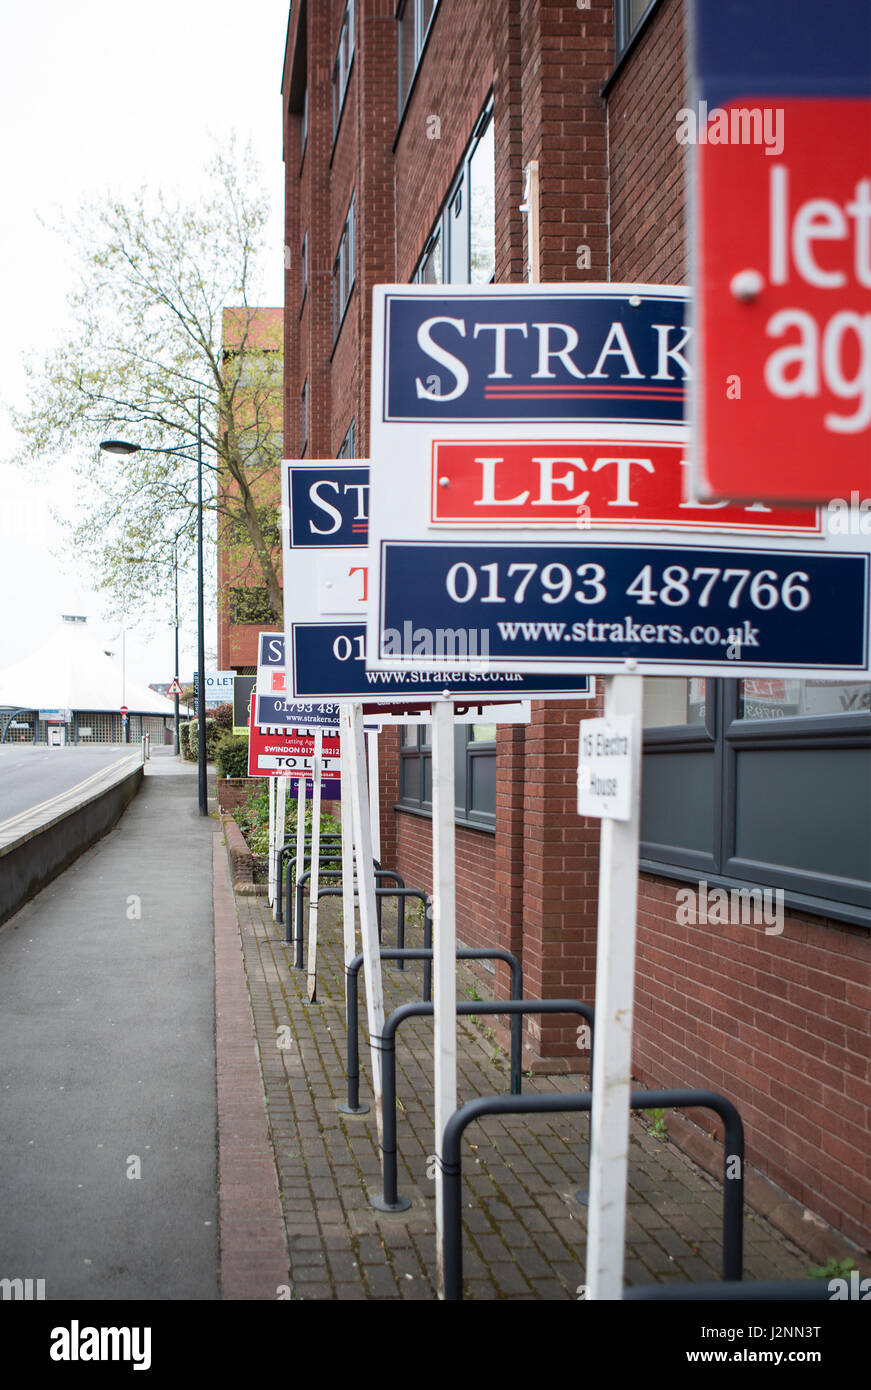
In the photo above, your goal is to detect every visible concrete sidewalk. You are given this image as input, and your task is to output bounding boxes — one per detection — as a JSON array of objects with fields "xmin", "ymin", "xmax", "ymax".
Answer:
[
  {"xmin": 232, "ymin": 872, "xmax": 841, "ymax": 1300},
  {"xmin": 0, "ymin": 750, "xmax": 219, "ymax": 1300}
]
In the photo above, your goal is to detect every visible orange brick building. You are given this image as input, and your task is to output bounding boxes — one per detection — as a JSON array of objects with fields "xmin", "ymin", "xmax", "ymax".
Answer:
[{"xmin": 217, "ymin": 305, "xmax": 284, "ymax": 673}]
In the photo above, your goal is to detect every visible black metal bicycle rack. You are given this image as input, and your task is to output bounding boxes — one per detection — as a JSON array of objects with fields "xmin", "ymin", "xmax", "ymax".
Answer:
[
  {"xmin": 372, "ymin": 997, "xmax": 595, "ymax": 1214},
  {"xmin": 440, "ymin": 1086, "xmax": 744, "ymax": 1301},
  {"xmin": 276, "ymin": 835, "xmax": 343, "ymax": 926},
  {"xmin": 624, "ymin": 1278, "xmax": 831, "ymax": 1300},
  {"xmin": 292, "ymin": 868, "xmax": 406, "ymax": 969},
  {"xmin": 341, "ymin": 942, "xmax": 524, "ymax": 1122}
]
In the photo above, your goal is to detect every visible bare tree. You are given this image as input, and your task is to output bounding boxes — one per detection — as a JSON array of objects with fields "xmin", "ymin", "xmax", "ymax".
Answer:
[{"xmin": 12, "ymin": 138, "xmax": 283, "ymax": 622}]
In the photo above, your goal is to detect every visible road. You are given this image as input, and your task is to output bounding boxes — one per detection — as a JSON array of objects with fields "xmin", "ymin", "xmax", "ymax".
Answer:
[{"xmin": 0, "ymin": 745, "xmax": 138, "ymax": 826}]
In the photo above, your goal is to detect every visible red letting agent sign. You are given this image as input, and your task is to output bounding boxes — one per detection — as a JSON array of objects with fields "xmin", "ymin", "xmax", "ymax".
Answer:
[
  {"xmin": 247, "ymin": 717, "xmax": 341, "ymax": 778},
  {"xmin": 691, "ymin": 6, "xmax": 871, "ymax": 502},
  {"xmin": 430, "ymin": 440, "xmax": 819, "ymax": 534}
]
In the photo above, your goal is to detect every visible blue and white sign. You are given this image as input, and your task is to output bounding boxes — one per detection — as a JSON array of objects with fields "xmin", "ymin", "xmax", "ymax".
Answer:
[
  {"xmin": 366, "ymin": 282, "xmax": 871, "ymax": 679},
  {"xmin": 281, "ymin": 459, "xmax": 595, "ymax": 702},
  {"xmin": 380, "ymin": 285, "xmax": 688, "ymax": 426},
  {"xmin": 288, "ymin": 463, "xmax": 369, "ymax": 548},
  {"xmin": 376, "ymin": 541, "xmax": 869, "ymax": 675},
  {"xmin": 255, "ymin": 633, "xmax": 341, "ymax": 731},
  {"xmin": 290, "ymin": 621, "xmax": 593, "ymax": 701}
]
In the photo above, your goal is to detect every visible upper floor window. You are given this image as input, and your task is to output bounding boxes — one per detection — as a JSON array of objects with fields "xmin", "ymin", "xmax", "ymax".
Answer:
[
  {"xmin": 614, "ymin": 0, "xmax": 658, "ymax": 59},
  {"xmin": 333, "ymin": 0, "xmax": 355, "ymax": 138},
  {"xmin": 301, "ymin": 233, "xmax": 308, "ymax": 305},
  {"xmin": 337, "ymin": 421, "xmax": 355, "ymax": 459},
  {"xmin": 301, "ymin": 87, "xmax": 309, "ymax": 160},
  {"xmin": 301, "ymin": 377, "xmax": 308, "ymax": 455},
  {"xmin": 333, "ymin": 195, "xmax": 356, "ymax": 341},
  {"xmin": 414, "ymin": 99, "xmax": 495, "ymax": 286},
  {"xmin": 398, "ymin": 0, "xmax": 439, "ymax": 113}
]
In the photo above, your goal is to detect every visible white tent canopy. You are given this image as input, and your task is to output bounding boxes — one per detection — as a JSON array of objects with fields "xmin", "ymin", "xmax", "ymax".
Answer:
[{"xmin": 0, "ymin": 619, "xmax": 185, "ymax": 717}]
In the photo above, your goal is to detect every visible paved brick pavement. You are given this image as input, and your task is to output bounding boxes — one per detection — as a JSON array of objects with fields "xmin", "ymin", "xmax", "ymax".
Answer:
[{"xmin": 229, "ymin": 868, "xmax": 821, "ymax": 1301}]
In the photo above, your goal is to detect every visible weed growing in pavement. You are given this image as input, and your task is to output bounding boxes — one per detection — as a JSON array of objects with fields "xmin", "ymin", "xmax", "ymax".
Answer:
[
  {"xmin": 644, "ymin": 1107, "xmax": 668, "ymax": 1141},
  {"xmin": 807, "ymin": 1255, "xmax": 857, "ymax": 1280}
]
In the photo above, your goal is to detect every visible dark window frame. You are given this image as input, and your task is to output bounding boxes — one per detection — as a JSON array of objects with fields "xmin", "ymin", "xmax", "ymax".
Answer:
[
  {"xmin": 337, "ymin": 420, "xmax": 355, "ymax": 459},
  {"xmin": 398, "ymin": 722, "xmax": 496, "ymax": 833},
  {"xmin": 396, "ymin": 0, "xmax": 440, "ymax": 123},
  {"xmin": 332, "ymin": 0, "xmax": 356, "ymax": 145},
  {"xmin": 641, "ymin": 678, "xmax": 871, "ymax": 925},
  {"xmin": 332, "ymin": 194, "xmax": 356, "ymax": 345},
  {"xmin": 300, "ymin": 377, "xmax": 308, "ymax": 456},
  {"xmin": 602, "ymin": 0, "xmax": 664, "ymax": 96},
  {"xmin": 413, "ymin": 97, "xmax": 495, "ymax": 287}
]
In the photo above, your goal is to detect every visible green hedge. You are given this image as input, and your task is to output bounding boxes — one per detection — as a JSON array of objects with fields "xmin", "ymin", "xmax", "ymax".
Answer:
[
  {"xmin": 215, "ymin": 735, "xmax": 250, "ymax": 778},
  {"xmin": 183, "ymin": 718, "xmax": 228, "ymax": 763}
]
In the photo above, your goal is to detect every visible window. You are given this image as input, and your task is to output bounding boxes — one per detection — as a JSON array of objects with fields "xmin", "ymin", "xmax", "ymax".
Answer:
[
  {"xmin": 332, "ymin": 196, "xmax": 356, "ymax": 341},
  {"xmin": 397, "ymin": 0, "xmax": 439, "ymax": 113},
  {"xmin": 301, "ymin": 233, "xmax": 308, "ymax": 304},
  {"xmin": 301, "ymin": 87, "xmax": 308, "ymax": 160},
  {"xmin": 398, "ymin": 723, "xmax": 496, "ymax": 830},
  {"xmin": 641, "ymin": 677, "xmax": 871, "ymax": 922},
  {"xmin": 301, "ymin": 378, "xmax": 308, "ymax": 454},
  {"xmin": 337, "ymin": 421, "xmax": 355, "ymax": 459},
  {"xmin": 414, "ymin": 100, "xmax": 495, "ymax": 286},
  {"xmin": 332, "ymin": 0, "xmax": 355, "ymax": 138},
  {"xmin": 614, "ymin": 0, "xmax": 658, "ymax": 59}
]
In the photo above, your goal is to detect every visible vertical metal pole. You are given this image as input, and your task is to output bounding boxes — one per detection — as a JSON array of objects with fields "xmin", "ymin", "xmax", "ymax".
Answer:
[
  {"xmin": 292, "ymin": 776, "xmax": 306, "ymax": 957},
  {"xmin": 274, "ymin": 773, "xmax": 287, "ymax": 922},
  {"xmin": 585, "ymin": 674, "xmax": 643, "ymax": 1302},
  {"xmin": 347, "ymin": 703, "xmax": 386, "ymax": 1149},
  {"xmin": 196, "ymin": 392, "xmax": 207, "ymax": 815},
  {"xmin": 306, "ymin": 730, "xmax": 323, "ymax": 1003},
  {"xmin": 432, "ymin": 697, "xmax": 457, "ymax": 1299},
  {"xmin": 173, "ymin": 538, "xmax": 180, "ymax": 755},
  {"xmin": 267, "ymin": 773, "xmax": 277, "ymax": 908},
  {"xmin": 340, "ymin": 706, "xmax": 357, "ymax": 973}
]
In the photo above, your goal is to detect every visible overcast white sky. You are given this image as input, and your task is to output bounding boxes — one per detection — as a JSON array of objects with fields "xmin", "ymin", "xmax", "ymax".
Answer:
[{"xmin": 0, "ymin": 0, "xmax": 288, "ymax": 688}]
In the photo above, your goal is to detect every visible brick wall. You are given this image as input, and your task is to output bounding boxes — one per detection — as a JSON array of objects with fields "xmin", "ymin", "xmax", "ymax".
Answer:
[
  {"xmin": 606, "ymin": 0, "xmax": 871, "ymax": 1247},
  {"xmin": 281, "ymin": 0, "xmax": 871, "ymax": 1248},
  {"xmin": 634, "ymin": 880, "xmax": 871, "ymax": 1246}
]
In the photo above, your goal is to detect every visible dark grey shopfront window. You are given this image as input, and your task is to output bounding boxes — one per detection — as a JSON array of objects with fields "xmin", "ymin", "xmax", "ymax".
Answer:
[
  {"xmin": 399, "ymin": 722, "xmax": 496, "ymax": 830},
  {"xmin": 641, "ymin": 677, "xmax": 871, "ymax": 922}
]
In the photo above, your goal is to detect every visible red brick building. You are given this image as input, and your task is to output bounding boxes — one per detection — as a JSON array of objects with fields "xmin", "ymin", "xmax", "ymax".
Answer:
[
  {"xmin": 217, "ymin": 305, "xmax": 284, "ymax": 673},
  {"xmin": 281, "ymin": 0, "xmax": 871, "ymax": 1248}
]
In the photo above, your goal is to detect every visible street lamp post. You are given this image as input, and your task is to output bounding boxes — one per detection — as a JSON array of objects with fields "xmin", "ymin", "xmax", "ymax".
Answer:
[
  {"xmin": 172, "ymin": 537, "xmax": 180, "ymax": 755},
  {"xmin": 100, "ymin": 395, "xmax": 215, "ymax": 816}
]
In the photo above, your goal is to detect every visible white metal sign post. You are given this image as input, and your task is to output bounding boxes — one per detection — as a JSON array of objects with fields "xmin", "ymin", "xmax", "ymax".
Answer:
[
  {"xmin": 267, "ymin": 774, "xmax": 277, "ymax": 907},
  {"xmin": 306, "ymin": 730, "xmax": 323, "ymax": 1003},
  {"xmin": 346, "ymin": 702, "xmax": 387, "ymax": 1149},
  {"xmin": 431, "ymin": 697, "xmax": 458, "ymax": 1298},
  {"xmin": 583, "ymin": 673, "xmax": 643, "ymax": 1301}
]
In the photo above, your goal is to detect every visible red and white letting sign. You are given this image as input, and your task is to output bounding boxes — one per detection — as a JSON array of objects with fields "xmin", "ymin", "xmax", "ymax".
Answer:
[{"xmin": 695, "ymin": 99, "xmax": 871, "ymax": 502}]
